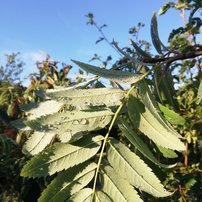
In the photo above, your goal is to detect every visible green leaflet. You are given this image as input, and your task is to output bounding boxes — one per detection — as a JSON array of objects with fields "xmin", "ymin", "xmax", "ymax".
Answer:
[
  {"xmin": 151, "ymin": 12, "xmax": 163, "ymax": 54},
  {"xmin": 45, "ymin": 88, "xmax": 125, "ymax": 108},
  {"xmin": 158, "ymin": 2, "xmax": 175, "ymax": 15},
  {"xmin": 196, "ymin": 80, "xmax": 202, "ymax": 104},
  {"xmin": 128, "ymin": 95, "xmax": 185, "ymax": 151},
  {"xmin": 112, "ymin": 41, "xmax": 154, "ymax": 66},
  {"xmin": 130, "ymin": 39, "xmax": 151, "ymax": 59},
  {"xmin": 107, "ymin": 138, "xmax": 172, "ymax": 198},
  {"xmin": 95, "ymin": 191, "xmax": 113, "ymax": 202},
  {"xmin": 157, "ymin": 145, "xmax": 178, "ymax": 158},
  {"xmin": 22, "ymin": 132, "xmax": 55, "ymax": 156},
  {"xmin": 118, "ymin": 118, "xmax": 176, "ymax": 168},
  {"xmin": 38, "ymin": 162, "xmax": 96, "ymax": 202},
  {"xmin": 67, "ymin": 188, "xmax": 93, "ymax": 202},
  {"xmin": 20, "ymin": 100, "xmax": 63, "ymax": 120},
  {"xmin": 101, "ymin": 164, "xmax": 143, "ymax": 202},
  {"xmin": 21, "ymin": 135, "xmax": 103, "ymax": 177},
  {"xmin": 26, "ymin": 110, "xmax": 113, "ymax": 142},
  {"xmin": 153, "ymin": 66, "xmax": 179, "ymax": 110},
  {"xmin": 72, "ymin": 60, "xmax": 143, "ymax": 84},
  {"xmin": 67, "ymin": 189, "xmax": 112, "ymax": 202},
  {"xmin": 138, "ymin": 80, "xmax": 183, "ymax": 139},
  {"xmin": 158, "ymin": 103, "xmax": 185, "ymax": 125},
  {"xmin": 0, "ymin": 133, "xmax": 17, "ymax": 153},
  {"xmin": 67, "ymin": 189, "xmax": 113, "ymax": 202}
]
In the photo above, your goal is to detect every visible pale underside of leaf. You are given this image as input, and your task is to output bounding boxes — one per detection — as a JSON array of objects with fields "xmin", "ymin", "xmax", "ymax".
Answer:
[
  {"xmin": 101, "ymin": 164, "xmax": 143, "ymax": 202},
  {"xmin": 20, "ymin": 100, "xmax": 63, "ymax": 120},
  {"xmin": 67, "ymin": 188, "xmax": 93, "ymax": 202},
  {"xmin": 45, "ymin": 88, "xmax": 125, "ymax": 108},
  {"xmin": 107, "ymin": 138, "xmax": 172, "ymax": 197},
  {"xmin": 21, "ymin": 135, "xmax": 103, "ymax": 177},
  {"xmin": 26, "ymin": 110, "xmax": 113, "ymax": 141},
  {"xmin": 72, "ymin": 60, "xmax": 143, "ymax": 84},
  {"xmin": 22, "ymin": 131, "xmax": 55, "ymax": 155},
  {"xmin": 38, "ymin": 162, "xmax": 96, "ymax": 202},
  {"xmin": 128, "ymin": 95, "xmax": 185, "ymax": 151},
  {"xmin": 138, "ymin": 80, "xmax": 183, "ymax": 138},
  {"xmin": 67, "ymin": 189, "xmax": 113, "ymax": 202},
  {"xmin": 118, "ymin": 118, "xmax": 176, "ymax": 168},
  {"xmin": 95, "ymin": 191, "xmax": 113, "ymax": 202}
]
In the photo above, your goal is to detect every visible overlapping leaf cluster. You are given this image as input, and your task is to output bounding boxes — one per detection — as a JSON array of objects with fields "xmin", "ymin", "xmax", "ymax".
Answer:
[{"xmin": 14, "ymin": 55, "xmax": 186, "ymax": 201}]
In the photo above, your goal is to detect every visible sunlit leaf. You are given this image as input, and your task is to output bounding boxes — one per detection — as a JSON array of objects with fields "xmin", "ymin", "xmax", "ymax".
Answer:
[
  {"xmin": 26, "ymin": 110, "xmax": 113, "ymax": 142},
  {"xmin": 45, "ymin": 88, "xmax": 125, "ymax": 108},
  {"xmin": 196, "ymin": 80, "xmax": 202, "ymax": 104},
  {"xmin": 118, "ymin": 118, "xmax": 176, "ymax": 168},
  {"xmin": 21, "ymin": 135, "xmax": 103, "ymax": 177},
  {"xmin": 101, "ymin": 164, "xmax": 143, "ymax": 201},
  {"xmin": 158, "ymin": 103, "xmax": 185, "ymax": 125},
  {"xmin": 20, "ymin": 100, "xmax": 63, "ymax": 120},
  {"xmin": 38, "ymin": 162, "xmax": 96, "ymax": 202},
  {"xmin": 67, "ymin": 188, "xmax": 93, "ymax": 202},
  {"xmin": 128, "ymin": 94, "xmax": 185, "ymax": 151},
  {"xmin": 107, "ymin": 138, "xmax": 172, "ymax": 197},
  {"xmin": 22, "ymin": 131, "xmax": 55, "ymax": 155},
  {"xmin": 157, "ymin": 145, "xmax": 178, "ymax": 158}
]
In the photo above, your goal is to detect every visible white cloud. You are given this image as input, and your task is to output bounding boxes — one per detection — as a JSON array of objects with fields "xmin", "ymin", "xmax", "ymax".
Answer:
[{"xmin": 22, "ymin": 50, "xmax": 47, "ymax": 63}]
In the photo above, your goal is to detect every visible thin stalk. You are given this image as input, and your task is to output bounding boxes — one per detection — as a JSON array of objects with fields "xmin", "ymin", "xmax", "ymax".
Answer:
[{"xmin": 93, "ymin": 22, "xmax": 122, "ymax": 57}]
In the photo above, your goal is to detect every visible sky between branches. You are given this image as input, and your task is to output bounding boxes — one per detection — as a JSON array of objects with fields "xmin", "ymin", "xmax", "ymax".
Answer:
[{"xmin": 0, "ymin": 0, "xmax": 184, "ymax": 84}]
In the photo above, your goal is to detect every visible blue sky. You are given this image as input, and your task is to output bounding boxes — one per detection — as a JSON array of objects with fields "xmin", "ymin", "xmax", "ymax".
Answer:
[{"xmin": 0, "ymin": 0, "xmax": 183, "ymax": 83}]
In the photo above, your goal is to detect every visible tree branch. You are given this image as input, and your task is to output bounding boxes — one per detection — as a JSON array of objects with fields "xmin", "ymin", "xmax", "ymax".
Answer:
[{"xmin": 142, "ymin": 49, "xmax": 202, "ymax": 64}]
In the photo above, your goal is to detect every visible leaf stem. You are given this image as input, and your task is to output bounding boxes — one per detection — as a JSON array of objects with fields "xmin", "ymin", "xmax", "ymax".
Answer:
[{"xmin": 91, "ymin": 70, "xmax": 150, "ymax": 200}]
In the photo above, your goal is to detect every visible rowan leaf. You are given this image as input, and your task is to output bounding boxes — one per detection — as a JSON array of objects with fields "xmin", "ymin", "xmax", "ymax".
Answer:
[
  {"xmin": 128, "ymin": 95, "xmax": 185, "ymax": 151},
  {"xmin": 25, "ymin": 110, "xmax": 113, "ymax": 142},
  {"xmin": 118, "ymin": 118, "xmax": 176, "ymax": 168},
  {"xmin": 107, "ymin": 138, "xmax": 172, "ymax": 197},
  {"xmin": 72, "ymin": 60, "xmax": 143, "ymax": 84},
  {"xmin": 158, "ymin": 103, "xmax": 185, "ymax": 125},
  {"xmin": 38, "ymin": 162, "xmax": 96, "ymax": 202},
  {"xmin": 45, "ymin": 88, "xmax": 125, "ymax": 108},
  {"xmin": 100, "ymin": 164, "xmax": 143, "ymax": 202},
  {"xmin": 22, "ymin": 131, "xmax": 55, "ymax": 155},
  {"xmin": 21, "ymin": 135, "xmax": 103, "ymax": 177}
]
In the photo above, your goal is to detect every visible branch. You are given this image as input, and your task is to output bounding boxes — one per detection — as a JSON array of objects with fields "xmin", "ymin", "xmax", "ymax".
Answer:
[{"xmin": 142, "ymin": 49, "xmax": 202, "ymax": 64}]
